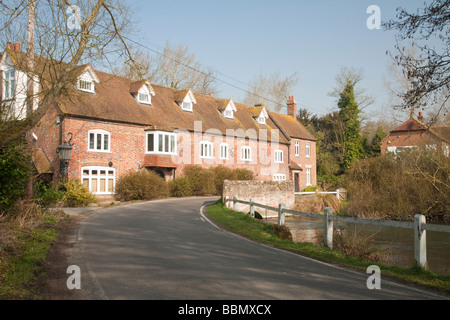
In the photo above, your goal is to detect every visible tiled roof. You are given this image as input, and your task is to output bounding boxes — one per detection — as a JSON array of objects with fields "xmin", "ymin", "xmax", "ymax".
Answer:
[
  {"xmin": 57, "ymin": 69, "xmax": 305, "ymax": 144},
  {"xmin": 2, "ymin": 48, "xmax": 316, "ymax": 145},
  {"xmin": 269, "ymin": 112, "xmax": 317, "ymax": 141},
  {"xmin": 32, "ymin": 148, "xmax": 53, "ymax": 174},
  {"xmin": 390, "ymin": 118, "xmax": 427, "ymax": 132}
]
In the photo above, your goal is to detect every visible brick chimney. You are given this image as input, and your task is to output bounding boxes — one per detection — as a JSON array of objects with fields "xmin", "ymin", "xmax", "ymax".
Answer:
[
  {"xmin": 13, "ymin": 43, "xmax": 20, "ymax": 51},
  {"xmin": 418, "ymin": 112, "xmax": 424, "ymax": 123},
  {"xmin": 6, "ymin": 42, "xmax": 12, "ymax": 50},
  {"xmin": 287, "ymin": 96, "xmax": 297, "ymax": 119}
]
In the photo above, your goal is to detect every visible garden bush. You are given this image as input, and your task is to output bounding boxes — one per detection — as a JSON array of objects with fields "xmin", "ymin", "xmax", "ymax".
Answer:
[
  {"xmin": 345, "ymin": 149, "xmax": 450, "ymax": 221},
  {"xmin": 63, "ymin": 179, "xmax": 97, "ymax": 207},
  {"xmin": 0, "ymin": 141, "xmax": 32, "ymax": 213},
  {"xmin": 34, "ymin": 181, "xmax": 64, "ymax": 207},
  {"xmin": 115, "ymin": 170, "xmax": 169, "ymax": 202},
  {"xmin": 169, "ymin": 177, "xmax": 193, "ymax": 198}
]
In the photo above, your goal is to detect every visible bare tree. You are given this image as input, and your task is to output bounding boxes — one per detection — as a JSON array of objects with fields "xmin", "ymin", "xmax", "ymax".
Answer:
[
  {"xmin": 115, "ymin": 42, "xmax": 218, "ymax": 96},
  {"xmin": 243, "ymin": 71, "xmax": 298, "ymax": 113},
  {"xmin": 383, "ymin": 0, "xmax": 450, "ymax": 124},
  {"xmin": 0, "ymin": 0, "xmax": 133, "ymax": 146},
  {"xmin": 328, "ymin": 67, "xmax": 375, "ymax": 112}
]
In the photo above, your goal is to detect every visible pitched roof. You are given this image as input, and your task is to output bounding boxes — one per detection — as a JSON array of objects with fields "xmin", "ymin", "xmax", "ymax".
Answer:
[
  {"xmin": 269, "ymin": 112, "xmax": 317, "ymax": 141},
  {"xmin": 390, "ymin": 118, "xmax": 427, "ymax": 132},
  {"xmin": 57, "ymin": 70, "xmax": 290, "ymax": 143}
]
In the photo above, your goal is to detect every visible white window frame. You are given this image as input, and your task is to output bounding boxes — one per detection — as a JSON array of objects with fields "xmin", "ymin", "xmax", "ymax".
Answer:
[
  {"xmin": 220, "ymin": 143, "xmax": 229, "ymax": 160},
  {"xmin": 241, "ymin": 146, "xmax": 252, "ymax": 162},
  {"xmin": 274, "ymin": 150, "xmax": 284, "ymax": 163},
  {"xmin": 88, "ymin": 130, "xmax": 111, "ymax": 153},
  {"xmin": 200, "ymin": 141, "xmax": 214, "ymax": 159},
  {"xmin": 82, "ymin": 167, "xmax": 116, "ymax": 195},
  {"xmin": 78, "ymin": 79, "xmax": 95, "ymax": 93},
  {"xmin": 295, "ymin": 140, "xmax": 300, "ymax": 156},
  {"xmin": 138, "ymin": 92, "xmax": 151, "ymax": 105},
  {"xmin": 3, "ymin": 68, "xmax": 15, "ymax": 100},
  {"xmin": 257, "ymin": 115, "xmax": 266, "ymax": 125},
  {"xmin": 306, "ymin": 166, "xmax": 312, "ymax": 186},
  {"xmin": 273, "ymin": 174, "xmax": 286, "ymax": 182},
  {"xmin": 181, "ymin": 100, "xmax": 193, "ymax": 112},
  {"xmin": 306, "ymin": 142, "xmax": 311, "ymax": 158},
  {"xmin": 146, "ymin": 131, "xmax": 177, "ymax": 155},
  {"xmin": 224, "ymin": 109, "xmax": 233, "ymax": 119}
]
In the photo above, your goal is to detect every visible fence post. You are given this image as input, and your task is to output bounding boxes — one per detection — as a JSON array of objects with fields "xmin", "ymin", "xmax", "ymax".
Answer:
[
  {"xmin": 250, "ymin": 198, "xmax": 255, "ymax": 218},
  {"xmin": 336, "ymin": 189, "xmax": 340, "ymax": 200},
  {"xmin": 278, "ymin": 203, "xmax": 285, "ymax": 228},
  {"xmin": 324, "ymin": 207, "xmax": 334, "ymax": 249},
  {"xmin": 414, "ymin": 214, "xmax": 427, "ymax": 269},
  {"xmin": 233, "ymin": 196, "xmax": 238, "ymax": 212}
]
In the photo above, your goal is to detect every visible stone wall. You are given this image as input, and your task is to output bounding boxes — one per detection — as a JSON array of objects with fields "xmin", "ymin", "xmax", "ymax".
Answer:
[{"xmin": 222, "ymin": 180, "xmax": 295, "ymax": 218}]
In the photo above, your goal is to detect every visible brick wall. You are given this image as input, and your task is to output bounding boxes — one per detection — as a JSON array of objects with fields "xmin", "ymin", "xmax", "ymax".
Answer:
[
  {"xmin": 289, "ymin": 139, "xmax": 317, "ymax": 190},
  {"xmin": 222, "ymin": 180, "xmax": 295, "ymax": 217}
]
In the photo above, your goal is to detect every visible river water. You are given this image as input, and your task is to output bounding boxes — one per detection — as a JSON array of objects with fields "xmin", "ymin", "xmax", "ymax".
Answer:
[{"xmin": 266, "ymin": 216, "xmax": 450, "ymax": 275}]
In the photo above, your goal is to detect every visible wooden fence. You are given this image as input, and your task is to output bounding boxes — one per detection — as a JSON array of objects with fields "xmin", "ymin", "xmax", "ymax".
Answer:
[{"xmin": 224, "ymin": 196, "xmax": 450, "ymax": 269}]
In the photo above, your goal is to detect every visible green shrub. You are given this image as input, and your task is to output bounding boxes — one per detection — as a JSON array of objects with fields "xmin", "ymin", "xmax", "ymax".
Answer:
[
  {"xmin": 184, "ymin": 165, "xmax": 216, "ymax": 196},
  {"xmin": 169, "ymin": 177, "xmax": 193, "ymax": 198},
  {"xmin": 0, "ymin": 141, "xmax": 32, "ymax": 212},
  {"xmin": 63, "ymin": 179, "xmax": 97, "ymax": 207},
  {"xmin": 346, "ymin": 149, "xmax": 450, "ymax": 221},
  {"xmin": 115, "ymin": 170, "xmax": 169, "ymax": 202},
  {"xmin": 34, "ymin": 181, "xmax": 64, "ymax": 207},
  {"xmin": 210, "ymin": 166, "xmax": 237, "ymax": 195},
  {"xmin": 234, "ymin": 168, "xmax": 254, "ymax": 181}
]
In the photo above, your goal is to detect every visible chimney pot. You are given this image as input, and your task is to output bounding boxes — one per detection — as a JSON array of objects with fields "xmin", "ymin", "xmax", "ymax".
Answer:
[{"xmin": 287, "ymin": 96, "xmax": 297, "ymax": 119}]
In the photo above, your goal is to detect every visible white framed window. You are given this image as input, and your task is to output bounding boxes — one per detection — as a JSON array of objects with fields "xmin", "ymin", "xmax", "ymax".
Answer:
[
  {"xmin": 78, "ymin": 79, "xmax": 95, "ymax": 93},
  {"xmin": 275, "ymin": 150, "xmax": 283, "ymax": 163},
  {"xmin": 138, "ymin": 92, "xmax": 151, "ymax": 105},
  {"xmin": 306, "ymin": 167, "xmax": 312, "ymax": 186},
  {"xmin": 257, "ymin": 115, "xmax": 266, "ymax": 125},
  {"xmin": 3, "ymin": 69, "xmax": 15, "ymax": 100},
  {"xmin": 273, "ymin": 174, "xmax": 286, "ymax": 182},
  {"xmin": 146, "ymin": 131, "xmax": 177, "ymax": 155},
  {"xmin": 88, "ymin": 130, "xmax": 111, "ymax": 152},
  {"xmin": 181, "ymin": 101, "xmax": 193, "ymax": 112},
  {"xmin": 306, "ymin": 142, "xmax": 311, "ymax": 158},
  {"xmin": 220, "ymin": 143, "xmax": 229, "ymax": 160},
  {"xmin": 295, "ymin": 140, "xmax": 300, "ymax": 156},
  {"xmin": 82, "ymin": 167, "xmax": 116, "ymax": 195},
  {"xmin": 200, "ymin": 141, "xmax": 214, "ymax": 159},
  {"xmin": 224, "ymin": 109, "xmax": 233, "ymax": 119},
  {"xmin": 241, "ymin": 146, "xmax": 252, "ymax": 161}
]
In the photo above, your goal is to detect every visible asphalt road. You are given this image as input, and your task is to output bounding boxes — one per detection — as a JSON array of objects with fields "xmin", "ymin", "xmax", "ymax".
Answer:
[{"xmin": 68, "ymin": 197, "xmax": 448, "ymax": 300}]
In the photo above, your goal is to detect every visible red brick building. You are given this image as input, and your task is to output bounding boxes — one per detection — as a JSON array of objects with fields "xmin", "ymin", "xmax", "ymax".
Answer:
[
  {"xmin": 380, "ymin": 113, "xmax": 450, "ymax": 156},
  {"xmin": 1, "ymin": 44, "xmax": 317, "ymax": 198}
]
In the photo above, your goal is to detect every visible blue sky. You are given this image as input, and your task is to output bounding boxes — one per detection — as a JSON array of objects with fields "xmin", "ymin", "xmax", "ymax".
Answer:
[{"xmin": 124, "ymin": 0, "xmax": 430, "ymax": 119}]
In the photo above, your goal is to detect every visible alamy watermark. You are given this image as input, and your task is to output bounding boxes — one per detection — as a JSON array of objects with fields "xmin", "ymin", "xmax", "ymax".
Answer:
[
  {"xmin": 366, "ymin": 5, "xmax": 381, "ymax": 30},
  {"xmin": 66, "ymin": 265, "xmax": 81, "ymax": 290},
  {"xmin": 67, "ymin": 5, "xmax": 82, "ymax": 31},
  {"xmin": 366, "ymin": 265, "xmax": 381, "ymax": 290}
]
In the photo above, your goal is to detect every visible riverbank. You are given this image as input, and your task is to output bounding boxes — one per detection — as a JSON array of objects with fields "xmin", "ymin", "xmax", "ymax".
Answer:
[{"xmin": 205, "ymin": 201, "xmax": 450, "ymax": 294}]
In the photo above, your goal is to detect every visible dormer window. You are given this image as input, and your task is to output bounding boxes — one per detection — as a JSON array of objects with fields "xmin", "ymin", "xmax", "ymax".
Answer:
[
  {"xmin": 257, "ymin": 115, "xmax": 266, "ymax": 125},
  {"xmin": 176, "ymin": 89, "xmax": 197, "ymax": 112},
  {"xmin": 256, "ymin": 107, "xmax": 269, "ymax": 125},
  {"xmin": 78, "ymin": 80, "xmax": 94, "ymax": 93},
  {"xmin": 222, "ymin": 100, "xmax": 237, "ymax": 119},
  {"xmin": 181, "ymin": 100, "xmax": 193, "ymax": 112},
  {"xmin": 131, "ymin": 80, "xmax": 155, "ymax": 105},
  {"xmin": 138, "ymin": 93, "xmax": 150, "ymax": 104},
  {"xmin": 76, "ymin": 65, "xmax": 99, "ymax": 94}
]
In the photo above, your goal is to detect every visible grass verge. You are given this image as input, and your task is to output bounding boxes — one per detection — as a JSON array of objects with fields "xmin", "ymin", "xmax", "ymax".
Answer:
[
  {"xmin": 206, "ymin": 200, "xmax": 450, "ymax": 294},
  {"xmin": 0, "ymin": 206, "xmax": 68, "ymax": 300}
]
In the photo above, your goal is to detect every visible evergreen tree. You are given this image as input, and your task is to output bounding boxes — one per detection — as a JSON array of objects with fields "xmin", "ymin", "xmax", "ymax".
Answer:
[{"xmin": 338, "ymin": 81, "xmax": 364, "ymax": 170}]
